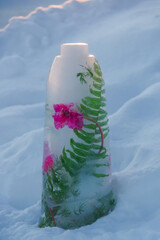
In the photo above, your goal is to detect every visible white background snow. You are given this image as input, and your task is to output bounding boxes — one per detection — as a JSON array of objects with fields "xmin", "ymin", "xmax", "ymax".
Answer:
[{"xmin": 0, "ymin": 0, "xmax": 160, "ymax": 239}]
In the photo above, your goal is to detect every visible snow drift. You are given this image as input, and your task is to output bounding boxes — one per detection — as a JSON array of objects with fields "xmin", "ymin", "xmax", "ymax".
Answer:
[{"xmin": 0, "ymin": 0, "xmax": 160, "ymax": 239}]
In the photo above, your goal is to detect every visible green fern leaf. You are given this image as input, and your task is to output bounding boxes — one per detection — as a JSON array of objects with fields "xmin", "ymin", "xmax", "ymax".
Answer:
[
  {"xmin": 70, "ymin": 138, "xmax": 91, "ymax": 151},
  {"xmin": 90, "ymin": 88, "xmax": 101, "ymax": 97},
  {"xmin": 67, "ymin": 150, "xmax": 86, "ymax": 164},
  {"xmin": 82, "ymin": 97, "xmax": 101, "ymax": 108},
  {"xmin": 93, "ymin": 75, "xmax": 102, "ymax": 83},
  {"xmin": 80, "ymin": 104, "xmax": 99, "ymax": 116},
  {"xmin": 62, "ymin": 148, "xmax": 80, "ymax": 170},
  {"xmin": 68, "ymin": 144, "xmax": 88, "ymax": 157},
  {"xmin": 74, "ymin": 129, "xmax": 94, "ymax": 144},
  {"xmin": 93, "ymin": 83, "xmax": 101, "ymax": 90},
  {"xmin": 92, "ymin": 173, "xmax": 109, "ymax": 178},
  {"xmin": 94, "ymin": 61, "xmax": 102, "ymax": 76},
  {"xmin": 83, "ymin": 123, "xmax": 97, "ymax": 130}
]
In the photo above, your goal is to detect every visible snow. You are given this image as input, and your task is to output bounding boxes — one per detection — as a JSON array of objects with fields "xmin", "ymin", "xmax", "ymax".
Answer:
[{"xmin": 0, "ymin": 0, "xmax": 160, "ymax": 239}]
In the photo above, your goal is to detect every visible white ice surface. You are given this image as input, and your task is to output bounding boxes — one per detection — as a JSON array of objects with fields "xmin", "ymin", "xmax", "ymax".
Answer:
[{"xmin": 0, "ymin": 0, "xmax": 160, "ymax": 239}]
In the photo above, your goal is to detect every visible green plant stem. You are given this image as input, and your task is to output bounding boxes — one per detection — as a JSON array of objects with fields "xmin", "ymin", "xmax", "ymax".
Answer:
[
  {"xmin": 43, "ymin": 189, "xmax": 56, "ymax": 226},
  {"xmin": 48, "ymin": 207, "xmax": 56, "ymax": 226},
  {"xmin": 91, "ymin": 202, "xmax": 104, "ymax": 216},
  {"xmin": 83, "ymin": 116, "xmax": 103, "ymax": 153}
]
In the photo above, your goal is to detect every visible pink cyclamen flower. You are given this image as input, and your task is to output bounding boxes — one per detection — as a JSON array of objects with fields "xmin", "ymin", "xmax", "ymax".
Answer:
[
  {"xmin": 43, "ymin": 155, "xmax": 54, "ymax": 173},
  {"xmin": 52, "ymin": 103, "xmax": 84, "ymax": 130}
]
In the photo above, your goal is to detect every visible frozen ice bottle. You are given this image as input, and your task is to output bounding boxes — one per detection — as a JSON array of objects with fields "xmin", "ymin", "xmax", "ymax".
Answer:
[{"xmin": 39, "ymin": 43, "xmax": 115, "ymax": 229}]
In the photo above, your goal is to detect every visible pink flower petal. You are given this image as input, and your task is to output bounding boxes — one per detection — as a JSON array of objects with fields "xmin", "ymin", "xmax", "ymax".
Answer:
[
  {"xmin": 43, "ymin": 155, "xmax": 54, "ymax": 173},
  {"xmin": 52, "ymin": 103, "xmax": 84, "ymax": 130}
]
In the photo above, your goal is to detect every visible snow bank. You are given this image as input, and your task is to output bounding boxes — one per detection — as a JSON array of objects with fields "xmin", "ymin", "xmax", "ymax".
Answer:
[{"xmin": 0, "ymin": 0, "xmax": 160, "ymax": 239}]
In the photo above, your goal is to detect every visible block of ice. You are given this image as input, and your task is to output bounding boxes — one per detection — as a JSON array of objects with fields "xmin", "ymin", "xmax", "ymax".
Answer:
[{"xmin": 39, "ymin": 43, "xmax": 115, "ymax": 229}]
